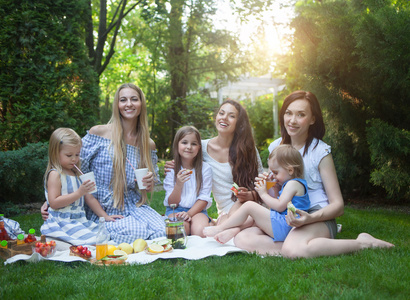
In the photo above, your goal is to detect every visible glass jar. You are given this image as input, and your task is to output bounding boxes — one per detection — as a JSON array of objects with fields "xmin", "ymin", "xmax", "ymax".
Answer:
[
  {"xmin": 165, "ymin": 218, "xmax": 187, "ymax": 249},
  {"xmin": 24, "ymin": 228, "xmax": 37, "ymax": 243}
]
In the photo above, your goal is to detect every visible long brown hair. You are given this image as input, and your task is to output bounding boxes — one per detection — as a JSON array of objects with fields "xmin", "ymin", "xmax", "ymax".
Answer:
[
  {"xmin": 217, "ymin": 100, "xmax": 259, "ymax": 200},
  {"xmin": 279, "ymin": 91, "xmax": 325, "ymax": 155},
  {"xmin": 108, "ymin": 83, "xmax": 155, "ymax": 209},
  {"xmin": 172, "ymin": 126, "xmax": 203, "ymax": 196}
]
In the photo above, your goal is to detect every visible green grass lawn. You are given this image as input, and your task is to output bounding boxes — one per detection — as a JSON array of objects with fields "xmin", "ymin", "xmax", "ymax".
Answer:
[{"xmin": 1, "ymin": 190, "xmax": 409, "ymax": 299}]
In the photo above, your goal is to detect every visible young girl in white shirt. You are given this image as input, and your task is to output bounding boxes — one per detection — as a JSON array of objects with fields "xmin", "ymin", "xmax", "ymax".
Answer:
[{"xmin": 163, "ymin": 126, "xmax": 213, "ymax": 237}]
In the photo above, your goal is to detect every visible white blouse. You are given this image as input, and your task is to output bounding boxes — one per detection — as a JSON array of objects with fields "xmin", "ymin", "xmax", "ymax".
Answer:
[
  {"xmin": 202, "ymin": 139, "xmax": 264, "ymax": 215},
  {"xmin": 163, "ymin": 162, "xmax": 213, "ymax": 209}
]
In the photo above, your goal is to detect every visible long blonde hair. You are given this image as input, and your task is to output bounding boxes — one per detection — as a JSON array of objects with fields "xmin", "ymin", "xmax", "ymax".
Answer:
[
  {"xmin": 108, "ymin": 83, "xmax": 155, "ymax": 209},
  {"xmin": 45, "ymin": 128, "xmax": 82, "ymax": 185}
]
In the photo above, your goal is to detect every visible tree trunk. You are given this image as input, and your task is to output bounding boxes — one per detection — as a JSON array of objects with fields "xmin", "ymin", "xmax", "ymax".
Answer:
[{"xmin": 168, "ymin": 0, "xmax": 188, "ymax": 139}]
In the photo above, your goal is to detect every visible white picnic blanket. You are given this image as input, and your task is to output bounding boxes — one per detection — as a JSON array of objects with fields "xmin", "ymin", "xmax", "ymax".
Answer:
[{"xmin": 4, "ymin": 236, "xmax": 247, "ymax": 265}]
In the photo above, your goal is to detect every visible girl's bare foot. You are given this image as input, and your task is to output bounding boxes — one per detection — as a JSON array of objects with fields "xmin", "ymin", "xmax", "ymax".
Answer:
[
  {"xmin": 357, "ymin": 233, "xmax": 395, "ymax": 249},
  {"xmin": 203, "ymin": 226, "xmax": 223, "ymax": 237},
  {"xmin": 214, "ymin": 227, "xmax": 241, "ymax": 244}
]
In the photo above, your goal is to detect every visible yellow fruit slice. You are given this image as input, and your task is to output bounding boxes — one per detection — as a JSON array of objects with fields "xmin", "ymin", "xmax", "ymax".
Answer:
[
  {"xmin": 107, "ymin": 245, "xmax": 118, "ymax": 256},
  {"xmin": 148, "ymin": 243, "xmax": 164, "ymax": 253},
  {"xmin": 118, "ymin": 242, "xmax": 134, "ymax": 255},
  {"xmin": 113, "ymin": 249, "xmax": 128, "ymax": 259}
]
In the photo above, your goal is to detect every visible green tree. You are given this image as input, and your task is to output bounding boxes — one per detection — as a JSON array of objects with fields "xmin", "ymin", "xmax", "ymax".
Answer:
[
  {"xmin": 0, "ymin": 0, "xmax": 99, "ymax": 150},
  {"xmin": 164, "ymin": 0, "xmax": 272, "ymax": 139},
  {"xmin": 279, "ymin": 0, "xmax": 410, "ymax": 200},
  {"xmin": 99, "ymin": 1, "xmax": 273, "ymax": 158},
  {"xmin": 85, "ymin": 0, "xmax": 148, "ymax": 78}
]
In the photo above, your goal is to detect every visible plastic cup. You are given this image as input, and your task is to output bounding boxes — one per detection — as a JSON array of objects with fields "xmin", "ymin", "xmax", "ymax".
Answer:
[
  {"xmin": 134, "ymin": 168, "xmax": 148, "ymax": 190},
  {"xmin": 79, "ymin": 171, "xmax": 97, "ymax": 193},
  {"xmin": 266, "ymin": 181, "xmax": 277, "ymax": 190}
]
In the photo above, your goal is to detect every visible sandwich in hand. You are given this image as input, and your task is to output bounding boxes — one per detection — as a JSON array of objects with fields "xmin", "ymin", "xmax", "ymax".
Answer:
[{"xmin": 231, "ymin": 182, "xmax": 240, "ymax": 196}]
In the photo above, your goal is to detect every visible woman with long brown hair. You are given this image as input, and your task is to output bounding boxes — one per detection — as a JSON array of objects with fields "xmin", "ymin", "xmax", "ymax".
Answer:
[
  {"xmin": 234, "ymin": 91, "xmax": 394, "ymax": 257},
  {"xmin": 166, "ymin": 100, "xmax": 263, "ymax": 241}
]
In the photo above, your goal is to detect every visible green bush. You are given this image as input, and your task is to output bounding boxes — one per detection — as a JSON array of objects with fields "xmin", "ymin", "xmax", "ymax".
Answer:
[
  {"xmin": 259, "ymin": 148, "xmax": 269, "ymax": 169},
  {"xmin": 0, "ymin": 142, "xmax": 48, "ymax": 204},
  {"xmin": 366, "ymin": 119, "xmax": 410, "ymax": 202},
  {"xmin": 0, "ymin": 0, "xmax": 99, "ymax": 150},
  {"xmin": 244, "ymin": 96, "xmax": 277, "ymax": 149}
]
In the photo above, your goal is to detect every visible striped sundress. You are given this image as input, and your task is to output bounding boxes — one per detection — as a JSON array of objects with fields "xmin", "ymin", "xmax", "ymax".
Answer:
[{"xmin": 40, "ymin": 170, "xmax": 99, "ymax": 245}]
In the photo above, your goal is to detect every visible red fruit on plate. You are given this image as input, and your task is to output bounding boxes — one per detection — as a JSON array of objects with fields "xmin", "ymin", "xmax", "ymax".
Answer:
[
  {"xmin": 81, "ymin": 249, "xmax": 87, "ymax": 255},
  {"xmin": 77, "ymin": 245, "xmax": 83, "ymax": 252},
  {"xmin": 86, "ymin": 250, "xmax": 91, "ymax": 257}
]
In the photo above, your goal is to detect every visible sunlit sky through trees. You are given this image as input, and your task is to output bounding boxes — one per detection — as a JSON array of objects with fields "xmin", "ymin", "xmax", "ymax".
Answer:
[{"xmin": 214, "ymin": 1, "xmax": 294, "ymax": 56}]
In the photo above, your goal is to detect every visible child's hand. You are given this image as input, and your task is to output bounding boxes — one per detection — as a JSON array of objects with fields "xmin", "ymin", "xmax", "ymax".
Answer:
[
  {"xmin": 254, "ymin": 179, "xmax": 267, "ymax": 196},
  {"xmin": 255, "ymin": 171, "xmax": 271, "ymax": 183},
  {"xmin": 164, "ymin": 160, "xmax": 175, "ymax": 175},
  {"xmin": 176, "ymin": 211, "xmax": 191, "ymax": 222},
  {"xmin": 176, "ymin": 169, "xmax": 192, "ymax": 186},
  {"xmin": 104, "ymin": 214, "xmax": 124, "ymax": 222},
  {"xmin": 78, "ymin": 179, "xmax": 96, "ymax": 196}
]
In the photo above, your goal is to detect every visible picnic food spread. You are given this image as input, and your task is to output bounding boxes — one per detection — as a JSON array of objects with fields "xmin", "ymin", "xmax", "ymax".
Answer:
[
  {"xmin": 133, "ymin": 238, "xmax": 147, "ymax": 253},
  {"xmin": 165, "ymin": 218, "xmax": 187, "ymax": 249},
  {"xmin": 0, "ymin": 213, "xmax": 50, "ymax": 260},
  {"xmin": 146, "ymin": 239, "xmax": 173, "ymax": 254},
  {"xmin": 70, "ymin": 245, "xmax": 92, "ymax": 260},
  {"xmin": 33, "ymin": 241, "xmax": 56, "ymax": 258},
  {"xmin": 230, "ymin": 182, "xmax": 239, "ymax": 196}
]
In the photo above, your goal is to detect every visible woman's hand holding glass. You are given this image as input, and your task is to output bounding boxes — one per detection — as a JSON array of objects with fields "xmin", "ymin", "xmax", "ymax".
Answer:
[{"xmin": 141, "ymin": 171, "xmax": 155, "ymax": 192}]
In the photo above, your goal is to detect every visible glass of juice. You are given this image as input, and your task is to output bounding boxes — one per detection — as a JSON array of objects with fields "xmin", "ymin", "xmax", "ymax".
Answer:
[{"xmin": 266, "ymin": 180, "xmax": 277, "ymax": 190}]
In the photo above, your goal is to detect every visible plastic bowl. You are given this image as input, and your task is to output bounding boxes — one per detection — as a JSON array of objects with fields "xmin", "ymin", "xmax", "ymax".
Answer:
[{"xmin": 33, "ymin": 242, "xmax": 57, "ymax": 258}]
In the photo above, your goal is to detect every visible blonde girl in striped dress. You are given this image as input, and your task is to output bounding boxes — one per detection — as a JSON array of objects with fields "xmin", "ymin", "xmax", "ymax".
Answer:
[{"xmin": 40, "ymin": 128, "xmax": 122, "ymax": 245}]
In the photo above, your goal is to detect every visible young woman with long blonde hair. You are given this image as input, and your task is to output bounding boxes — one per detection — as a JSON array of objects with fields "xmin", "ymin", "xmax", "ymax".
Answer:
[{"xmin": 43, "ymin": 84, "xmax": 165, "ymax": 244}]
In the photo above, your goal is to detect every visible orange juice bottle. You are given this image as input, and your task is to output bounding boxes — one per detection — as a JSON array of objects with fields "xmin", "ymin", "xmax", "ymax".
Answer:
[
  {"xmin": 0, "ymin": 240, "xmax": 8, "ymax": 249},
  {"xmin": 17, "ymin": 234, "xmax": 25, "ymax": 245},
  {"xmin": 96, "ymin": 244, "xmax": 108, "ymax": 260},
  {"xmin": 96, "ymin": 217, "xmax": 109, "ymax": 260}
]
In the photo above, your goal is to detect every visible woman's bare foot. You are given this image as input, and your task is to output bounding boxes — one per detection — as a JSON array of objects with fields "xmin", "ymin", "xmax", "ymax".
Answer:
[
  {"xmin": 357, "ymin": 233, "xmax": 394, "ymax": 249},
  {"xmin": 214, "ymin": 227, "xmax": 241, "ymax": 244},
  {"xmin": 203, "ymin": 226, "xmax": 223, "ymax": 237}
]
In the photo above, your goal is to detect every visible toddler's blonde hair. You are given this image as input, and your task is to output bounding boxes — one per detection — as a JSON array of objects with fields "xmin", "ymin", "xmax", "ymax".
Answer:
[
  {"xmin": 269, "ymin": 145, "xmax": 304, "ymax": 179},
  {"xmin": 45, "ymin": 128, "xmax": 82, "ymax": 185}
]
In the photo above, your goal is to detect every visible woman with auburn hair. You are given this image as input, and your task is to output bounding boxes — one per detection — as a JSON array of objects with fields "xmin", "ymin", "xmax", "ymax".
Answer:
[
  {"xmin": 42, "ymin": 83, "xmax": 165, "ymax": 244},
  {"xmin": 166, "ymin": 99, "xmax": 264, "ymax": 240},
  {"xmin": 234, "ymin": 91, "xmax": 394, "ymax": 258}
]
